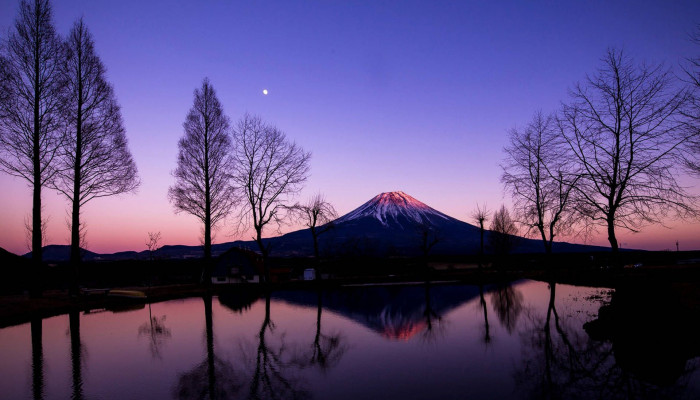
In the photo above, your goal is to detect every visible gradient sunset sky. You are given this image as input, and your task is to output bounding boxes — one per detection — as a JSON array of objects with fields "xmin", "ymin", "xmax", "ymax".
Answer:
[{"xmin": 1, "ymin": 0, "xmax": 699, "ymax": 255}]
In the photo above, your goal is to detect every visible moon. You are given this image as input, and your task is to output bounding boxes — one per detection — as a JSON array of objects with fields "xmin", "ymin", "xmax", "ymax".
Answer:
[{"xmin": 262, "ymin": 89, "xmax": 268, "ymax": 95}]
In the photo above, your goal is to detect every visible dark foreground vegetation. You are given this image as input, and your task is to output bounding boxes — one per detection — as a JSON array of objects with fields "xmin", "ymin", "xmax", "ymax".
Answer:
[{"xmin": 1, "ymin": 248, "xmax": 699, "ymax": 328}]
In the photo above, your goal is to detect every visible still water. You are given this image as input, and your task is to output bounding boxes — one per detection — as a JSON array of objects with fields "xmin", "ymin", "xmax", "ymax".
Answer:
[{"xmin": 1, "ymin": 280, "xmax": 699, "ymax": 399}]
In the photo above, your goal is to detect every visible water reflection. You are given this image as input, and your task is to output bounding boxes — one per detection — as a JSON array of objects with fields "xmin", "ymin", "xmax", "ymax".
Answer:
[
  {"xmin": 138, "ymin": 303, "xmax": 171, "ymax": 360},
  {"xmin": 478, "ymin": 284, "xmax": 491, "ymax": 345},
  {"xmin": 301, "ymin": 290, "xmax": 347, "ymax": 371},
  {"xmin": 274, "ymin": 283, "xmax": 480, "ymax": 341},
  {"xmin": 69, "ymin": 310, "xmax": 84, "ymax": 400},
  {"xmin": 175, "ymin": 295, "xmax": 240, "ymax": 399},
  {"xmin": 516, "ymin": 280, "xmax": 700, "ymax": 399},
  {"xmin": 245, "ymin": 292, "xmax": 311, "ymax": 400},
  {"xmin": 491, "ymin": 283, "xmax": 524, "ymax": 334},
  {"xmin": 4, "ymin": 280, "xmax": 700, "ymax": 399},
  {"xmin": 31, "ymin": 317, "xmax": 43, "ymax": 400},
  {"xmin": 584, "ymin": 282, "xmax": 700, "ymax": 393}
]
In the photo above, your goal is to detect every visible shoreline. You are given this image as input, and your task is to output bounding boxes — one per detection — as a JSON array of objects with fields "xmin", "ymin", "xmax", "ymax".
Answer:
[{"xmin": 2, "ymin": 264, "xmax": 699, "ymax": 329}]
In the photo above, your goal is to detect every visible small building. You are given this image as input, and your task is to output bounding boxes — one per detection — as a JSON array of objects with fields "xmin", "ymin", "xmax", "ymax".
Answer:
[
  {"xmin": 303, "ymin": 268, "xmax": 316, "ymax": 281},
  {"xmin": 212, "ymin": 247, "xmax": 263, "ymax": 284}
]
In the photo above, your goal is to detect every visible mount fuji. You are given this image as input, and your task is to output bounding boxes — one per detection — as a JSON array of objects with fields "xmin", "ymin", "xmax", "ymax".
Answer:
[{"xmin": 257, "ymin": 191, "xmax": 601, "ymax": 257}]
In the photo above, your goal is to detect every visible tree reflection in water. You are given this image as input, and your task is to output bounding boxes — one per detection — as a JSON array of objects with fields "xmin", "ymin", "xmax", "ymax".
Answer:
[
  {"xmin": 31, "ymin": 317, "xmax": 44, "ymax": 400},
  {"xmin": 69, "ymin": 310, "xmax": 85, "ymax": 400},
  {"xmin": 420, "ymin": 280, "xmax": 446, "ymax": 343},
  {"xmin": 478, "ymin": 284, "xmax": 492, "ymax": 345},
  {"xmin": 516, "ymin": 281, "xmax": 699, "ymax": 399},
  {"xmin": 302, "ymin": 289, "xmax": 347, "ymax": 371},
  {"xmin": 138, "ymin": 303, "xmax": 171, "ymax": 360},
  {"xmin": 244, "ymin": 292, "xmax": 311, "ymax": 400},
  {"xmin": 491, "ymin": 283, "xmax": 524, "ymax": 334},
  {"xmin": 174, "ymin": 295, "xmax": 242, "ymax": 399}
]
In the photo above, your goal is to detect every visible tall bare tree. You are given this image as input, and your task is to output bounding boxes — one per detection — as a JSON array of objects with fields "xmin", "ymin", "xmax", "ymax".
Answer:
[
  {"xmin": 53, "ymin": 19, "xmax": 139, "ymax": 291},
  {"xmin": 231, "ymin": 114, "xmax": 310, "ymax": 282},
  {"xmin": 292, "ymin": 193, "xmax": 337, "ymax": 262},
  {"xmin": 502, "ymin": 111, "xmax": 578, "ymax": 254},
  {"xmin": 559, "ymin": 49, "xmax": 697, "ymax": 252},
  {"xmin": 0, "ymin": 0, "xmax": 65, "ymax": 295},
  {"xmin": 489, "ymin": 205, "xmax": 518, "ymax": 255},
  {"xmin": 169, "ymin": 79, "xmax": 235, "ymax": 282}
]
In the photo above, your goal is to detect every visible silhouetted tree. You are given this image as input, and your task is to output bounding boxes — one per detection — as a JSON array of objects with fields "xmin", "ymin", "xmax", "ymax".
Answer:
[
  {"xmin": 290, "ymin": 193, "xmax": 337, "ymax": 276},
  {"xmin": 231, "ymin": 114, "xmax": 310, "ymax": 282},
  {"xmin": 471, "ymin": 203, "xmax": 489, "ymax": 265},
  {"xmin": 502, "ymin": 111, "xmax": 579, "ymax": 254},
  {"xmin": 53, "ymin": 19, "xmax": 139, "ymax": 294},
  {"xmin": 145, "ymin": 231, "xmax": 161, "ymax": 261},
  {"xmin": 559, "ymin": 49, "xmax": 697, "ymax": 252},
  {"xmin": 489, "ymin": 205, "xmax": 518, "ymax": 255},
  {"xmin": 0, "ymin": 0, "xmax": 66, "ymax": 296},
  {"xmin": 169, "ymin": 79, "xmax": 235, "ymax": 282}
]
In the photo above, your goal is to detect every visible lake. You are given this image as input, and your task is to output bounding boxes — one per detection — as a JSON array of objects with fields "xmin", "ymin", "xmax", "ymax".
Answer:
[{"xmin": 1, "ymin": 280, "xmax": 699, "ymax": 399}]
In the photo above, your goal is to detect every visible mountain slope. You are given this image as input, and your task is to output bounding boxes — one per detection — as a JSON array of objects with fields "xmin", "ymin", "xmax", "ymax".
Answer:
[{"xmin": 258, "ymin": 191, "xmax": 606, "ymax": 257}]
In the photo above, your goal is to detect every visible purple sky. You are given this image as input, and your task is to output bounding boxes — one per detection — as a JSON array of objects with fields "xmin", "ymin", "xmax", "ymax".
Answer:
[{"xmin": 1, "ymin": 0, "xmax": 699, "ymax": 254}]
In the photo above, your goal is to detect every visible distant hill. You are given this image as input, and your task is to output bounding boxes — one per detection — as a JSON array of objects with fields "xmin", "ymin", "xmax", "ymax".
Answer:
[
  {"xmin": 21, "ymin": 191, "xmax": 611, "ymax": 262},
  {"xmin": 1, "ymin": 246, "xmax": 31, "ymax": 266}
]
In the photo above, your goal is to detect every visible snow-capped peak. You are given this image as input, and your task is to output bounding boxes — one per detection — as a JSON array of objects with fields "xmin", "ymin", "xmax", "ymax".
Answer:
[{"xmin": 336, "ymin": 191, "xmax": 450, "ymax": 226}]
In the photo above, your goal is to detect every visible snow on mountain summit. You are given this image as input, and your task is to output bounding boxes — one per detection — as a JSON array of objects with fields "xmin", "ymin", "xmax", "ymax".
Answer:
[{"xmin": 336, "ymin": 191, "xmax": 451, "ymax": 226}]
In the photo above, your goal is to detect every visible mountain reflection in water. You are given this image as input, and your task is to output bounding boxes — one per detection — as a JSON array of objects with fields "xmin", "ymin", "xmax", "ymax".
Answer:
[{"xmin": 1, "ymin": 280, "xmax": 700, "ymax": 399}]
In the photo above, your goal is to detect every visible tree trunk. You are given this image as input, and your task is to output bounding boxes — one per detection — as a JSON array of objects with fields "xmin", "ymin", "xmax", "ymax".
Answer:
[
  {"xmin": 311, "ymin": 227, "xmax": 322, "ymax": 281},
  {"xmin": 203, "ymin": 110, "xmax": 211, "ymax": 285},
  {"xmin": 256, "ymin": 228, "xmax": 270, "ymax": 283},
  {"xmin": 70, "ymin": 58, "xmax": 84, "ymax": 296},
  {"xmin": 31, "ymin": 16, "xmax": 43, "ymax": 298},
  {"xmin": 607, "ymin": 217, "xmax": 619, "ymax": 253}
]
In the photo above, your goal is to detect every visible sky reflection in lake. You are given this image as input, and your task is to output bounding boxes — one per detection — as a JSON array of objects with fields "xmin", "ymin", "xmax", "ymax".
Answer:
[{"xmin": 1, "ymin": 280, "xmax": 699, "ymax": 399}]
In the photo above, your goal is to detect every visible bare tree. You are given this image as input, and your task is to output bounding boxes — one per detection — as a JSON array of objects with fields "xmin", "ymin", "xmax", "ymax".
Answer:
[
  {"xmin": 559, "ymin": 49, "xmax": 697, "ymax": 252},
  {"xmin": 471, "ymin": 203, "xmax": 489, "ymax": 259},
  {"xmin": 502, "ymin": 111, "xmax": 579, "ymax": 254},
  {"xmin": 145, "ymin": 231, "xmax": 161, "ymax": 261},
  {"xmin": 231, "ymin": 114, "xmax": 310, "ymax": 282},
  {"xmin": 292, "ymin": 193, "xmax": 337, "ymax": 259},
  {"xmin": 169, "ymin": 79, "xmax": 235, "ymax": 282},
  {"xmin": 0, "ymin": 0, "xmax": 65, "ymax": 295},
  {"xmin": 52, "ymin": 19, "xmax": 139, "ymax": 293},
  {"xmin": 489, "ymin": 205, "xmax": 518, "ymax": 255}
]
